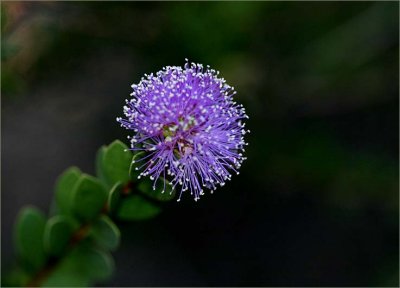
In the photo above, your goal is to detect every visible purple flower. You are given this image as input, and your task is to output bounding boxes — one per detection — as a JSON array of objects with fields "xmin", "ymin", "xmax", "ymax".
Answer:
[{"xmin": 117, "ymin": 60, "xmax": 249, "ymax": 201}]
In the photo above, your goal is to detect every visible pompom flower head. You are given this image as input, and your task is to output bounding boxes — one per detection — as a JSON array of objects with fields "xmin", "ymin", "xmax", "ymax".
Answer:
[{"xmin": 117, "ymin": 60, "xmax": 249, "ymax": 201}]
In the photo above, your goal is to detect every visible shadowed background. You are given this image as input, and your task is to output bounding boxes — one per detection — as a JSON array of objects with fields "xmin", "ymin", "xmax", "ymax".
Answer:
[{"xmin": 1, "ymin": 2, "xmax": 399, "ymax": 286}]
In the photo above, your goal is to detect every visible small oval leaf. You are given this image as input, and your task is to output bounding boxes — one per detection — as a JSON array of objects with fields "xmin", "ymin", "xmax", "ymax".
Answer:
[
  {"xmin": 85, "ymin": 248, "xmax": 114, "ymax": 281},
  {"xmin": 91, "ymin": 215, "xmax": 120, "ymax": 251},
  {"xmin": 14, "ymin": 206, "xmax": 46, "ymax": 272},
  {"xmin": 71, "ymin": 175, "xmax": 107, "ymax": 221},
  {"xmin": 44, "ymin": 215, "xmax": 76, "ymax": 257},
  {"xmin": 55, "ymin": 167, "xmax": 81, "ymax": 214},
  {"xmin": 102, "ymin": 140, "xmax": 132, "ymax": 186},
  {"xmin": 72, "ymin": 245, "xmax": 114, "ymax": 281},
  {"xmin": 116, "ymin": 195, "xmax": 161, "ymax": 221}
]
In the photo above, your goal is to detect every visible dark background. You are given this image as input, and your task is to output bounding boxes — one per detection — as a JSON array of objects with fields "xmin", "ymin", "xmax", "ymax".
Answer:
[{"xmin": 1, "ymin": 1, "xmax": 399, "ymax": 286}]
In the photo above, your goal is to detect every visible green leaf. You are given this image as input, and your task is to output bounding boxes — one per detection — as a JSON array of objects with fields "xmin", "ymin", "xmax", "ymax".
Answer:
[
  {"xmin": 129, "ymin": 151, "xmax": 144, "ymax": 180},
  {"xmin": 71, "ymin": 174, "xmax": 107, "ymax": 221},
  {"xmin": 42, "ymin": 271, "xmax": 90, "ymax": 287},
  {"xmin": 42, "ymin": 243, "xmax": 114, "ymax": 286},
  {"xmin": 107, "ymin": 182, "xmax": 122, "ymax": 214},
  {"xmin": 117, "ymin": 195, "xmax": 161, "ymax": 221},
  {"xmin": 137, "ymin": 177, "xmax": 176, "ymax": 201},
  {"xmin": 83, "ymin": 247, "xmax": 114, "ymax": 281},
  {"xmin": 55, "ymin": 167, "xmax": 81, "ymax": 215},
  {"xmin": 95, "ymin": 146, "xmax": 107, "ymax": 183},
  {"xmin": 42, "ymin": 247, "xmax": 91, "ymax": 287},
  {"xmin": 44, "ymin": 215, "xmax": 76, "ymax": 257},
  {"xmin": 91, "ymin": 215, "xmax": 120, "ymax": 251},
  {"xmin": 102, "ymin": 140, "xmax": 133, "ymax": 186},
  {"xmin": 14, "ymin": 206, "xmax": 46, "ymax": 272}
]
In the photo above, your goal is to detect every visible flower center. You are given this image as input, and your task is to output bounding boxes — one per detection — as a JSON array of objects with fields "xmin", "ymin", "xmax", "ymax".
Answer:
[
  {"xmin": 162, "ymin": 115, "xmax": 197, "ymax": 140},
  {"xmin": 161, "ymin": 116, "xmax": 198, "ymax": 158},
  {"xmin": 179, "ymin": 115, "xmax": 197, "ymax": 132},
  {"xmin": 162, "ymin": 124, "xmax": 178, "ymax": 142},
  {"xmin": 175, "ymin": 139, "xmax": 194, "ymax": 158}
]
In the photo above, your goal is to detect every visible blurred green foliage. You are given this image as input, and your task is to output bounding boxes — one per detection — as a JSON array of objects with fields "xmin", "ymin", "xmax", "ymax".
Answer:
[
  {"xmin": 14, "ymin": 207, "xmax": 47, "ymax": 273},
  {"xmin": 4, "ymin": 140, "xmax": 176, "ymax": 286}
]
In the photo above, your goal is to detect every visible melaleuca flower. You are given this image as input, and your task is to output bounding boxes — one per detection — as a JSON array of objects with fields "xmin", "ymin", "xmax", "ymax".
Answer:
[{"xmin": 117, "ymin": 60, "xmax": 249, "ymax": 201}]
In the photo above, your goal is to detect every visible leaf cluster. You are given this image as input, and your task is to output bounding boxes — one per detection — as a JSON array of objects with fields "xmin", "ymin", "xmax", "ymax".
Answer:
[{"xmin": 5, "ymin": 140, "xmax": 175, "ymax": 287}]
